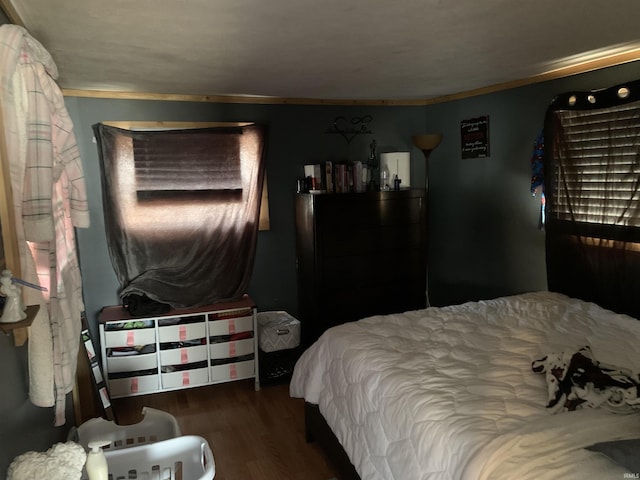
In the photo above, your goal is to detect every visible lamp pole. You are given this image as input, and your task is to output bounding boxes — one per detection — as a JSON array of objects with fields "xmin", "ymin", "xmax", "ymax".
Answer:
[{"xmin": 412, "ymin": 134, "xmax": 442, "ymax": 308}]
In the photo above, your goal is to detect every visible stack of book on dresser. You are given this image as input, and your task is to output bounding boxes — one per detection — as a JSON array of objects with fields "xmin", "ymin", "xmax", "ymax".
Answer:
[{"xmin": 324, "ymin": 160, "xmax": 369, "ymax": 193}]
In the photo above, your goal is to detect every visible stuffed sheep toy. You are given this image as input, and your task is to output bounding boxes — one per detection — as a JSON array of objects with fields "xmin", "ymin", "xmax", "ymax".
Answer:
[{"xmin": 7, "ymin": 441, "xmax": 86, "ymax": 480}]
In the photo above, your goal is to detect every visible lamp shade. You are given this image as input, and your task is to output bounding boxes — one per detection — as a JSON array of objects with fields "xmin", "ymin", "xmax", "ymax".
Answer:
[{"xmin": 412, "ymin": 134, "xmax": 442, "ymax": 151}]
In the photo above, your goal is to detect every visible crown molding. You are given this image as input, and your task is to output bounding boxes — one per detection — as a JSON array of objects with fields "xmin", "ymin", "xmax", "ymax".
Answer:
[{"xmin": 61, "ymin": 46, "xmax": 640, "ymax": 107}]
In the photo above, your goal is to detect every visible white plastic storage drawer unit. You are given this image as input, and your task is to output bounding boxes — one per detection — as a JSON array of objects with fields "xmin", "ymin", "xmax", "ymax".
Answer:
[
  {"xmin": 158, "ymin": 314, "xmax": 209, "ymax": 390},
  {"xmin": 102, "ymin": 319, "xmax": 158, "ymax": 397},
  {"xmin": 99, "ymin": 296, "xmax": 259, "ymax": 398},
  {"xmin": 208, "ymin": 306, "xmax": 257, "ymax": 385}
]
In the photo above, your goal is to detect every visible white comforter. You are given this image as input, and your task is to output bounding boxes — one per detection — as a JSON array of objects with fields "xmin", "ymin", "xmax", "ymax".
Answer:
[{"xmin": 290, "ymin": 292, "xmax": 640, "ymax": 480}]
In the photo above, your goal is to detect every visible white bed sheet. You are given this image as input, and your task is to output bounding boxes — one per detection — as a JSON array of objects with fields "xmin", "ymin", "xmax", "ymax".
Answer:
[{"xmin": 290, "ymin": 292, "xmax": 640, "ymax": 480}]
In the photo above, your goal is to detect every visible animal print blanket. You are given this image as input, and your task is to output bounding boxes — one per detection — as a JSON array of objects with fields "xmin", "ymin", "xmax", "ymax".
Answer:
[{"xmin": 532, "ymin": 345, "xmax": 640, "ymax": 413}]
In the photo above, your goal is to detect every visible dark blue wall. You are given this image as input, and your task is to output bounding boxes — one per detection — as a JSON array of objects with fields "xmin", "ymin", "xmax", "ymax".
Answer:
[
  {"xmin": 67, "ymin": 60, "xmax": 640, "ymax": 338},
  {"xmin": 64, "ymin": 99, "xmax": 427, "ymax": 339},
  {"xmin": 422, "ymin": 62, "xmax": 640, "ymax": 304}
]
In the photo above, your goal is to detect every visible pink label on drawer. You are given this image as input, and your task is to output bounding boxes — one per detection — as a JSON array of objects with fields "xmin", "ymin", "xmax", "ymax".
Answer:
[
  {"xmin": 126, "ymin": 331, "xmax": 135, "ymax": 346},
  {"xmin": 130, "ymin": 377, "xmax": 139, "ymax": 393},
  {"xmin": 181, "ymin": 348, "xmax": 188, "ymax": 364},
  {"xmin": 229, "ymin": 364, "xmax": 237, "ymax": 379},
  {"xmin": 182, "ymin": 372, "xmax": 190, "ymax": 386},
  {"xmin": 229, "ymin": 342, "xmax": 236, "ymax": 356},
  {"xmin": 179, "ymin": 325, "xmax": 187, "ymax": 341},
  {"xmin": 228, "ymin": 319, "xmax": 236, "ymax": 334}
]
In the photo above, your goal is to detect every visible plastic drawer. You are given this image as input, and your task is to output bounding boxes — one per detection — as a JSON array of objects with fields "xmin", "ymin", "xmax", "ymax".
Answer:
[
  {"xmin": 109, "ymin": 374, "xmax": 159, "ymax": 397},
  {"xmin": 160, "ymin": 345, "xmax": 208, "ymax": 366},
  {"xmin": 161, "ymin": 367, "xmax": 210, "ymax": 389},
  {"xmin": 107, "ymin": 353, "xmax": 158, "ymax": 374},
  {"xmin": 208, "ymin": 315, "xmax": 253, "ymax": 336},
  {"xmin": 210, "ymin": 359, "xmax": 254, "ymax": 382},
  {"xmin": 209, "ymin": 338, "xmax": 254, "ymax": 360},
  {"xmin": 158, "ymin": 322, "xmax": 206, "ymax": 343},
  {"xmin": 104, "ymin": 328, "xmax": 156, "ymax": 348}
]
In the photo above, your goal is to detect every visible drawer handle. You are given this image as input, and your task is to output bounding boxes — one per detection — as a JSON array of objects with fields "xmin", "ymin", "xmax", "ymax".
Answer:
[{"xmin": 276, "ymin": 328, "xmax": 290, "ymax": 336}]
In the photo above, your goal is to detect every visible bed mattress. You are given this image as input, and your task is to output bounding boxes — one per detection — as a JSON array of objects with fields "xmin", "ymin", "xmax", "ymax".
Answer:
[{"xmin": 290, "ymin": 292, "xmax": 640, "ymax": 479}]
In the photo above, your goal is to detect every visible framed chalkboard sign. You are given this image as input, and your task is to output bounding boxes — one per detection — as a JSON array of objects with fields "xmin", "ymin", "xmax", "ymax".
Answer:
[{"xmin": 461, "ymin": 116, "xmax": 490, "ymax": 159}]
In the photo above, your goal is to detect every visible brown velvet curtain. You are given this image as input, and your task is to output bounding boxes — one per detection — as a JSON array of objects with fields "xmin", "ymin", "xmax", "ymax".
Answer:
[
  {"xmin": 93, "ymin": 123, "xmax": 267, "ymax": 308},
  {"xmin": 544, "ymin": 79, "xmax": 640, "ymax": 319}
]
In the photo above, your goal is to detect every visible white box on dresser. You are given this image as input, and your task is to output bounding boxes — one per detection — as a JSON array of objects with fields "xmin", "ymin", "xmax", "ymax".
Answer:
[{"xmin": 99, "ymin": 296, "xmax": 259, "ymax": 398}]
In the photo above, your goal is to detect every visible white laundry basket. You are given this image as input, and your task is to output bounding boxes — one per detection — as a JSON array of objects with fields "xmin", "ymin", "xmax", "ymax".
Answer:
[
  {"xmin": 79, "ymin": 435, "xmax": 215, "ymax": 480},
  {"xmin": 69, "ymin": 406, "xmax": 182, "ymax": 451}
]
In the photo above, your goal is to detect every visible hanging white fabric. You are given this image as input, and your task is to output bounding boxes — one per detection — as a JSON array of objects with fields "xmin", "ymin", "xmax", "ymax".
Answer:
[{"xmin": 0, "ymin": 24, "xmax": 90, "ymax": 426}]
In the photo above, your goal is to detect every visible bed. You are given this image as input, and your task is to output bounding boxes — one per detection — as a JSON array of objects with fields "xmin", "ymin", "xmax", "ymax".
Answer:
[
  {"xmin": 291, "ymin": 292, "xmax": 640, "ymax": 479},
  {"xmin": 290, "ymin": 79, "xmax": 640, "ymax": 479}
]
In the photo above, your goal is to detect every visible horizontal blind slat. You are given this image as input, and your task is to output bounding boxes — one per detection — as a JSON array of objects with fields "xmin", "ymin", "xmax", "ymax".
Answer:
[{"xmin": 550, "ymin": 103, "xmax": 640, "ymax": 225}]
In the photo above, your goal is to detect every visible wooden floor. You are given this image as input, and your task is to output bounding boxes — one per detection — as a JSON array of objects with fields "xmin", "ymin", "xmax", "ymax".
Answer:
[{"xmin": 111, "ymin": 379, "xmax": 337, "ymax": 480}]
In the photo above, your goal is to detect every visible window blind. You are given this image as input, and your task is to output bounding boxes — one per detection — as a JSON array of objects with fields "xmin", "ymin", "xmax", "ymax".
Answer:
[
  {"xmin": 544, "ymin": 80, "xmax": 640, "ymax": 320},
  {"xmin": 133, "ymin": 128, "xmax": 242, "ymax": 194},
  {"xmin": 551, "ymin": 102, "xmax": 640, "ymax": 228}
]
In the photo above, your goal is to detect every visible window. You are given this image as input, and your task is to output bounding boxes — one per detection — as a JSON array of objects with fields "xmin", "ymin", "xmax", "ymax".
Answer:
[
  {"xmin": 548, "ymin": 103, "xmax": 640, "ymax": 231},
  {"xmin": 544, "ymin": 80, "xmax": 640, "ymax": 319},
  {"xmin": 93, "ymin": 122, "xmax": 268, "ymax": 308},
  {"xmin": 104, "ymin": 121, "xmax": 269, "ymax": 230}
]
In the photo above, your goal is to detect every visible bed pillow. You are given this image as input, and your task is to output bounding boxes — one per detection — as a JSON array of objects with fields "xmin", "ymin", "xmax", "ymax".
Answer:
[{"xmin": 586, "ymin": 439, "xmax": 640, "ymax": 473}]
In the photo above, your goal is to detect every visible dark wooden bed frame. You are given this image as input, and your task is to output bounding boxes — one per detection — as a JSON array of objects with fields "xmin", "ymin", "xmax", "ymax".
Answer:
[{"xmin": 305, "ymin": 402, "xmax": 361, "ymax": 480}]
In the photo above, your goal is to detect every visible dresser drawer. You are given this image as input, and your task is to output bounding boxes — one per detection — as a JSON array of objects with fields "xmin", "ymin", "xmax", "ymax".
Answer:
[
  {"xmin": 208, "ymin": 315, "xmax": 253, "ymax": 336},
  {"xmin": 160, "ymin": 345, "xmax": 208, "ymax": 366},
  {"xmin": 107, "ymin": 352, "xmax": 158, "ymax": 374},
  {"xmin": 161, "ymin": 367, "xmax": 209, "ymax": 389},
  {"xmin": 104, "ymin": 328, "xmax": 156, "ymax": 348},
  {"xmin": 209, "ymin": 338, "xmax": 254, "ymax": 360},
  {"xmin": 210, "ymin": 359, "xmax": 254, "ymax": 382},
  {"xmin": 158, "ymin": 322, "xmax": 206, "ymax": 343},
  {"xmin": 317, "ymin": 195, "xmax": 424, "ymax": 229},
  {"xmin": 109, "ymin": 374, "xmax": 159, "ymax": 397}
]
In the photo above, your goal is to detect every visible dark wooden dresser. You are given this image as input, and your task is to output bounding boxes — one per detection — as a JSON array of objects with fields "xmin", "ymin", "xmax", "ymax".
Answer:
[{"xmin": 294, "ymin": 189, "xmax": 428, "ymax": 346}]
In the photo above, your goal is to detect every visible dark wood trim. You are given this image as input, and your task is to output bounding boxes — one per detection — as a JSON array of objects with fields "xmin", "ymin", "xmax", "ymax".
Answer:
[
  {"xmin": 305, "ymin": 402, "xmax": 361, "ymax": 480},
  {"xmin": 98, "ymin": 295, "xmax": 255, "ymax": 323}
]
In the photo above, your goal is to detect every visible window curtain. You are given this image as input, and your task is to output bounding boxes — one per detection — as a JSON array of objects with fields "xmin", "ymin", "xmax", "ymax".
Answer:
[
  {"xmin": 93, "ymin": 123, "xmax": 267, "ymax": 308},
  {"xmin": 544, "ymin": 79, "xmax": 640, "ymax": 319}
]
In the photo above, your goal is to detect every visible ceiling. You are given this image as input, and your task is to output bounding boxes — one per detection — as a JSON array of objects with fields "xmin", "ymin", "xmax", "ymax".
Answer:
[{"xmin": 4, "ymin": 0, "xmax": 640, "ymax": 103}]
